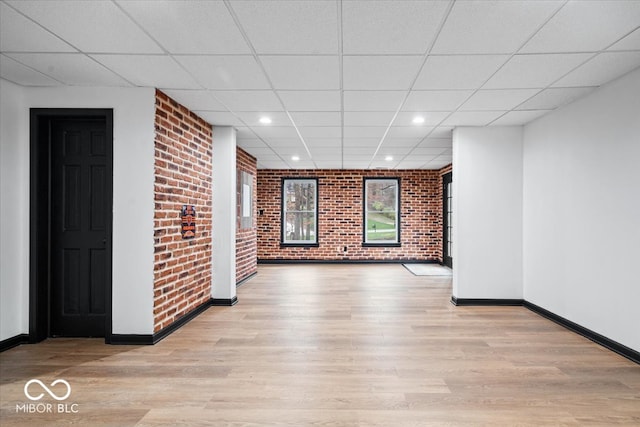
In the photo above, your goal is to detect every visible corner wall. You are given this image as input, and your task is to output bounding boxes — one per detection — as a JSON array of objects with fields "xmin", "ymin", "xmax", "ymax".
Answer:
[
  {"xmin": 153, "ymin": 90, "xmax": 213, "ymax": 333},
  {"xmin": 452, "ymin": 127, "xmax": 523, "ymax": 299},
  {"xmin": 257, "ymin": 169, "xmax": 442, "ymax": 261},
  {"xmin": 523, "ymin": 68, "xmax": 640, "ymax": 351}
]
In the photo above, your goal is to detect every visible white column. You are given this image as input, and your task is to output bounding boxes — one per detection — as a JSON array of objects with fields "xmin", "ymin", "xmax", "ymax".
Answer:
[{"xmin": 211, "ymin": 126, "xmax": 237, "ymax": 305}]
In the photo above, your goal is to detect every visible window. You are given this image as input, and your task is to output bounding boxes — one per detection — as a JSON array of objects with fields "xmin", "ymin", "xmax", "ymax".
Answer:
[
  {"xmin": 363, "ymin": 178, "xmax": 400, "ymax": 246},
  {"xmin": 281, "ymin": 178, "xmax": 318, "ymax": 246}
]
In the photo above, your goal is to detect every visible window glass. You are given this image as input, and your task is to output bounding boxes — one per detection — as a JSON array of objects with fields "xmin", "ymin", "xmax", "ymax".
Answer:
[
  {"xmin": 282, "ymin": 179, "xmax": 317, "ymax": 244},
  {"xmin": 364, "ymin": 178, "xmax": 399, "ymax": 244}
]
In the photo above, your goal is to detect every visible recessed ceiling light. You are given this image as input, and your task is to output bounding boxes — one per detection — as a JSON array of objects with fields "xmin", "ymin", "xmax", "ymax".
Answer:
[
  {"xmin": 291, "ymin": 155, "xmax": 300, "ymax": 161},
  {"xmin": 259, "ymin": 117, "xmax": 272, "ymax": 124},
  {"xmin": 385, "ymin": 155, "xmax": 393, "ymax": 162},
  {"xmin": 412, "ymin": 116, "xmax": 425, "ymax": 124}
]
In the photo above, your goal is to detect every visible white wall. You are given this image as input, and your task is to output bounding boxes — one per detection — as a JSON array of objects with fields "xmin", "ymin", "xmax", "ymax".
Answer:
[
  {"xmin": 453, "ymin": 126, "xmax": 523, "ymax": 299},
  {"xmin": 1, "ymin": 80, "xmax": 29, "ymax": 340},
  {"xmin": 523, "ymin": 68, "xmax": 640, "ymax": 351},
  {"xmin": 0, "ymin": 82, "xmax": 156, "ymax": 340}
]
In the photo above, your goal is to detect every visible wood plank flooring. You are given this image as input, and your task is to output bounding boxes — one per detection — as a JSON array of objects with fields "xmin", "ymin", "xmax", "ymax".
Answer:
[{"xmin": 1, "ymin": 264, "xmax": 639, "ymax": 426}]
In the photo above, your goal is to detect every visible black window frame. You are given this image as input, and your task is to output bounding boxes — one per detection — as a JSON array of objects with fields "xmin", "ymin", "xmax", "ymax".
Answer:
[
  {"xmin": 362, "ymin": 177, "xmax": 401, "ymax": 247},
  {"xmin": 280, "ymin": 177, "xmax": 320, "ymax": 247}
]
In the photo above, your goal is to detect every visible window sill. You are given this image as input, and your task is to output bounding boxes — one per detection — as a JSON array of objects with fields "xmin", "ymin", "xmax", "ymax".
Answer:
[
  {"xmin": 280, "ymin": 243, "xmax": 320, "ymax": 248},
  {"xmin": 362, "ymin": 242, "xmax": 401, "ymax": 248}
]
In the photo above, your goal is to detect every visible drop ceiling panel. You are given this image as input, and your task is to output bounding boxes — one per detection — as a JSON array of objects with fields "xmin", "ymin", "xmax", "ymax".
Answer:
[
  {"xmin": 236, "ymin": 138, "xmax": 267, "ymax": 149},
  {"xmin": 6, "ymin": 53, "xmax": 129, "ymax": 86},
  {"xmin": 0, "ymin": 54, "xmax": 59, "ymax": 86},
  {"xmin": 517, "ymin": 87, "xmax": 597, "ymax": 110},
  {"xmin": 233, "ymin": 112, "xmax": 291, "ymax": 127},
  {"xmin": 432, "ymin": 0, "xmax": 562, "ymax": 54},
  {"xmin": 386, "ymin": 126, "xmax": 434, "ymax": 139},
  {"xmin": 314, "ymin": 161, "xmax": 343, "ymax": 169},
  {"xmin": 608, "ymin": 28, "xmax": 640, "ymax": 51},
  {"xmin": 117, "ymin": 1, "xmax": 250, "ymax": 54},
  {"xmin": 343, "ymin": 127, "xmax": 387, "ymax": 138},
  {"xmin": 419, "ymin": 138, "xmax": 453, "ymax": 148},
  {"xmin": 484, "ymin": 53, "xmax": 592, "ymax": 89},
  {"xmin": 411, "ymin": 147, "xmax": 448, "ymax": 156},
  {"xmin": 521, "ymin": 1, "xmax": 640, "ymax": 53},
  {"xmin": 261, "ymin": 138, "xmax": 302, "ymax": 148},
  {"xmin": 489, "ymin": 110, "xmax": 550, "ymax": 126},
  {"xmin": 298, "ymin": 126, "xmax": 341, "ymax": 138},
  {"xmin": 162, "ymin": 89, "xmax": 228, "ymax": 111},
  {"xmin": 175, "ymin": 55, "xmax": 270, "ymax": 89},
  {"xmin": 376, "ymin": 146, "xmax": 412, "ymax": 156},
  {"xmin": 92, "ymin": 55, "xmax": 200, "ymax": 89},
  {"xmin": 402, "ymin": 90, "xmax": 473, "ymax": 111},
  {"xmin": 553, "ymin": 51, "xmax": 640, "ymax": 87},
  {"xmin": 396, "ymin": 159, "xmax": 432, "ymax": 169},
  {"xmin": 258, "ymin": 159, "xmax": 289, "ymax": 169},
  {"xmin": 252, "ymin": 126, "xmax": 300, "ymax": 140},
  {"xmin": 343, "ymin": 56, "xmax": 424, "ymax": 90},
  {"xmin": 0, "ymin": 3, "xmax": 75, "ymax": 52},
  {"xmin": 305, "ymin": 138, "xmax": 342, "ymax": 148},
  {"xmin": 289, "ymin": 112, "xmax": 341, "ymax": 127},
  {"xmin": 394, "ymin": 112, "xmax": 449, "ymax": 126},
  {"xmin": 193, "ymin": 111, "xmax": 243, "ymax": 127},
  {"xmin": 212, "ymin": 91, "xmax": 283, "ymax": 111},
  {"xmin": 442, "ymin": 111, "xmax": 505, "ymax": 127},
  {"xmin": 460, "ymin": 89, "xmax": 540, "ymax": 111},
  {"xmin": 7, "ymin": 0, "xmax": 162, "ymax": 53},
  {"xmin": 343, "ymin": 91, "xmax": 406, "ymax": 111},
  {"xmin": 261, "ymin": 56, "xmax": 340, "ymax": 90},
  {"xmin": 343, "ymin": 138, "xmax": 382, "ymax": 147},
  {"xmin": 229, "ymin": 0, "xmax": 338, "ymax": 54},
  {"xmin": 278, "ymin": 90, "xmax": 341, "ymax": 111},
  {"xmin": 429, "ymin": 128, "xmax": 454, "ymax": 139},
  {"xmin": 342, "ymin": 0, "xmax": 448, "ymax": 54},
  {"xmin": 343, "ymin": 112, "xmax": 396, "ymax": 127},
  {"xmin": 384, "ymin": 138, "xmax": 423, "ymax": 147},
  {"xmin": 413, "ymin": 55, "xmax": 509, "ymax": 90}
]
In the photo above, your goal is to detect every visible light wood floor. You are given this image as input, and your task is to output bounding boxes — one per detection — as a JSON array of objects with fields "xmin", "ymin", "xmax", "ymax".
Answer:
[{"xmin": 1, "ymin": 264, "xmax": 639, "ymax": 426}]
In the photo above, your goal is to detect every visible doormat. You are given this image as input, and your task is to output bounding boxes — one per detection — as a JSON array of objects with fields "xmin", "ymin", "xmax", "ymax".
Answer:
[{"xmin": 403, "ymin": 264, "xmax": 452, "ymax": 276}]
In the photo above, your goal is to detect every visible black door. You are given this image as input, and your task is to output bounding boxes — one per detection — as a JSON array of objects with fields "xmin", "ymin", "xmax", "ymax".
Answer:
[
  {"xmin": 50, "ymin": 118, "xmax": 108, "ymax": 337},
  {"xmin": 442, "ymin": 172, "xmax": 453, "ymax": 268}
]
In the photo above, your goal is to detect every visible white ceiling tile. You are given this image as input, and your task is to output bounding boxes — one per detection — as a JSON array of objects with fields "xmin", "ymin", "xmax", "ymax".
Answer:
[
  {"xmin": 343, "ymin": 127, "xmax": 387, "ymax": 138},
  {"xmin": 263, "ymin": 138, "xmax": 303, "ymax": 148},
  {"xmin": 175, "ymin": 56, "xmax": 269, "ymax": 89},
  {"xmin": 413, "ymin": 55, "xmax": 509, "ymax": 90},
  {"xmin": 489, "ymin": 110, "xmax": 550, "ymax": 126},
  {"xmin": 342, "ymin": 0, "xmax": 448, "ymax": 54},
  {"xmin": 432, "ymin": 0, "xmax": 562, "ymax": 54},
  {"xmin": 419, "ymin": 138, "xmax": 452, "ymax": 148},
  {"xmin": 608, "ymin": 28, "xmax": 640, "ymax": 51},
  {"xmin": 242, "ymin": 146, "xmax": 279, "ymax": 156},
  {"xmin": 517, "ymin": 87, "xmax": 597, "ymax": 110},
  {"xmin": 236, "ymin": 138, "xmax": 267, "ymax": 149},
  {"xmin": 0, "ymin": 3, "xmax": 75, "ymax": 52},
  {"xmin": 343, "ymin": 161, "xmax": 370, "ymax": 169},
  {"xmin": 394, "ymin": 112, "xmax": 449, "ymax": 126},
  {"xmin": 411, "ymin": 147, "xmax": 448, "ymax": 156},
  {"xmin": 384, "ymin": 138, "xmax": 423, "ymax": 147},
  {"xmin": 229, "ymin": 0, "xmax": 338, "ymax": 54},
  {"xmin": 344, "ymin": 147, "xmax": 376, "ymax": 156},
  {"xmin": 442, "ymin": 111, "xmax": 505, "ymax": 127},
  {"xmin": 553, "ymin": 51, "xmax": 640, "ymax": 87},
  {"xmin": 343, "ymin": 112, "xmax": 395, "ymax": 127},
  {"xmin": 396, "ymin": 160, "xmax": 431, "ymax": 169},
  {"xmin": 6, "ymin": 53, "xmax": 129, "ymax": 86},
  {"xmin": 309, "ymin": 146, "xmax": 342, "ymax": 156},
  {"xmin": 402, "ymin": 90, "xmax": 473, "ymax": 111},
  {"xmin": 258, "ymin": 160, "xmax": 288, "ymax": 169},
  {"xmin": 460, "ymin": 89, "xmax": 540, "ymax": 111},
  {"xmin": 298, "ymin": 127, "xmax": 341, "ymax": 138},
  {"xmin": 193, "ymin": 111, "xmax": 243, "ymax": 127},
  {"xmin": 212, "ymin": 91, "xmax": 283, "ymax": 111},
  {"xmin": 484, "ymin": 53, "xmax": 592, "ymax": 89},
  {"xmin": 289, "ymin": 112, "xmax": 341, "ymax": 127},
  {"xmin": 343, "ymin": 138, "xmax": 382, "ymax": 147},
  {"xmin": 7, "ymin": 0, "xmax": 162, "ymax": 53},
  {"xmin": 117, "ymin": 1, "xmax": 250, "ymax": 54},
  {"xmin": 386, "ymin": 126, "xmax": 434, "ymax": 139},
  {"xmin": 344, "ymin": 91, "xmax": 406, "ymax": 111},
  {"xmin": 424, "ymin": 161, "xmax": 451, "ymax": 170},
  {"xmin": 91, "ymin": 55, "xmax": 199, "ymax": 89},
  {"xmin": 0, "ymin": 54, "xmax": 59, "ymax": 86},
  {"xmin": 278, "ymin": 90, "xmax": 341, "ymax": 111},
  {"xmin": 428, "ymin": 128, "xmax": 454, "ymax": 139},
  {"xmin": 162, "ymin": 90, "xmax": 228, "ymax": 111},
  {"xmin": 343, "ymin": 56, "xmax": 423, "ymax": 90},
  {"xmin": 252, "ymin": 126, "xmax": 300, "ymax": 140},
  {"xmin": 314, "ymin": 161, "xmax": 343, "ymax": 169},
  {"xmin": 376, "ymin": 146, "xmax": 413, "ymax": 156},
  {"xmin": 233, "ymin": 127, "xmax": 256, "ymax": 139},
  {"xmin": 233, "ymin": 112, "xmax": 292, "ymax": 127},
  {"xmin": 261, "ymin": 56, "xmax": 339, "ymax": 90},
  {"xmin": 305, "ymin": 138, "xmax": 342, "ymax": 147},
  {"xmin": 521, "ymin": 1, "xmax": 640, "ymax": 53}
]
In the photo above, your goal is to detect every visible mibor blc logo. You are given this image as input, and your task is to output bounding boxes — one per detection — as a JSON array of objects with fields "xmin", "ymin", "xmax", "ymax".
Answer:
[{"xmin": 16, "ymin": 379, "xmax": 79, "ymax": 414}]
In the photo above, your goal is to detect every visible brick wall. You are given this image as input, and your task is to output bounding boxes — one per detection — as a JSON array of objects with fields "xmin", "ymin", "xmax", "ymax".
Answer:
[
  {"xmin": 236, "ymin": 147, "xmax": 257, "ymax": 283},
  {"xmin": 153, "ymin": 90, "xmax": 212, "ymax": 333},
  {"xmin": 257, "ymin": 169, "xmax": 443, "ymax": 262}
]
